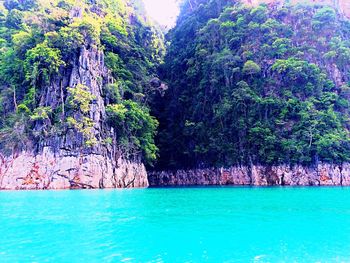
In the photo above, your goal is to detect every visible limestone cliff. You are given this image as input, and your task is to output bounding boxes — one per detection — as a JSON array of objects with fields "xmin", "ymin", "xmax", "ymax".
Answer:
[
  {"xmin": 151, "ymin": 0, "xmax": 350, "ymax": 187},
  {"xmin": 0, "ymin": 44, "xmax": 148, "ymax": 190},
  {"xmin": 0, "ymin": 149, "xmax": 148, "ymax": 190},
  {"xmin": 0, "ymin": 0, "xmax": 162, "ymax": 190},
  {"xmin": 149, "ymin": 163, "xmax": 350, "ymax": 186}
]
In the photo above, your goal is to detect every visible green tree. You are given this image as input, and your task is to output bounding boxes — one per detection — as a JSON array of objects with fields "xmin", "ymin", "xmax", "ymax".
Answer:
[
  {"xmin": 25, "ymin": 42, "xmax": 65, "ymax": 85},
  {"xmin": 107, "ymin": 100, "xmax": 159, "ymax": 164},
  {"xmin": 242, "ymin": 60, "xmax": 261, "ymax": 75}
]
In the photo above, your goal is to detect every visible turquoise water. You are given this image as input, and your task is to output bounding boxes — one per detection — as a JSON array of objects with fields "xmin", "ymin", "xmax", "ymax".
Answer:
[{"xmin": 0, "ymin": 187, "xmax": 350, "ymax": 262}]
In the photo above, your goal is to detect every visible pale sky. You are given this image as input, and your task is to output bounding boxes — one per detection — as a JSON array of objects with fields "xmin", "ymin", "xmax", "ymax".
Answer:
[{"xmin": 143, "ymin": 0, "xmax": 180, "ymax": 27}]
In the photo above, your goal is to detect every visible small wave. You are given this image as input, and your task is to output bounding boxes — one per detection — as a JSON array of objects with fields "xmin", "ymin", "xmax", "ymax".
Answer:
[{"xmin": 254, "ymin": 254, "xmax": 267, "ymax": 261}]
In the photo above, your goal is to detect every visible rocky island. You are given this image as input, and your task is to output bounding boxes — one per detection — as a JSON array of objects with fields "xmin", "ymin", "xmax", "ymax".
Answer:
[
  {"xmin": 1, "ymin": 0, "xmax": 350, "ymax": 189},
  {"xmin": 0, "ymin": 0, "xmax": 161, "ymax": 189}
]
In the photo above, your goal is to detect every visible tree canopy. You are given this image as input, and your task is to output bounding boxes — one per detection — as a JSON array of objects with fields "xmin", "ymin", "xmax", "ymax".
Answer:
[
  {"xmin": 153, "ymin": 1, "xmax": 350, "ymax": 169},
  {"xmin": 0, "ymin": 0, "xmax": 164, "ymax": 164}
]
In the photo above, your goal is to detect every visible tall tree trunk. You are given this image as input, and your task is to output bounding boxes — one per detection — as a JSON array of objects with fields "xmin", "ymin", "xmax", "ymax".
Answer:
[
  {"xmin": 60, "ymin": 80, "xmax": 65, "ymax": 119},
  {"xmin": 13, "ymin": 86, "xmax": 17, "ymax": 111}
]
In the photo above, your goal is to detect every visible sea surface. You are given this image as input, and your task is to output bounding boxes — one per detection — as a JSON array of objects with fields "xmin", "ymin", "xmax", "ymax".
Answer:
[{"xmin": 0, "ymin": 187, "xmax": 350, "ymax": 262}]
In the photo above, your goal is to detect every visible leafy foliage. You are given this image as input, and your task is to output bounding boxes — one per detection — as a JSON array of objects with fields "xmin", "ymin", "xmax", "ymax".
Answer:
[
  {"xmin": 0, "ymin": 0, "xmax": 163, "ymax": 163},
  {"xmin": 154, "ymin": 1, "xmax": 350, "ymax": 169},
  {"xmin": 107, "ymin": 100, "xmax": 159, "ymax": 164},
  {"xmin": 25, "ymin": 42, "xmax": 65, "ymax": 85}
]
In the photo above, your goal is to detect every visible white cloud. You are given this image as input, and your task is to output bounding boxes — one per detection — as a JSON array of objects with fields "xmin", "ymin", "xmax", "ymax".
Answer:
[{"xmin": 143, "ymin": 0, "xmax": 180, "ymax": 27}]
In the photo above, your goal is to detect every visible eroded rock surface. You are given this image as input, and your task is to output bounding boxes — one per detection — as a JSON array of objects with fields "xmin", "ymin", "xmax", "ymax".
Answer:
[
  {"xmin": 0, "ymin": 38, "xmax": 149, "ymax": 190},
  {"xmin": 149, "ymin": 163, "xmax": 350, "ymax": 187},
  {"xmin": 0, "ymin": 148, "xmax": 148, "ymax": 190}
]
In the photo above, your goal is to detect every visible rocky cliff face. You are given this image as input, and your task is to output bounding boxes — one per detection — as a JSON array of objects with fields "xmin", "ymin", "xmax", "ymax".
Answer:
[
  {"xmin": 0, "ymin": 148, "xmax": 148, "ymax": 190},
  {"xmin": 0, "ymin": 0, "xmax": 165, "ymax": 190},
  {"xmin": 0, "ymin": 43, "xmax": 148, "ymax": 190},
  {"xmin": 149, "ymin": 163, "xmax": 350, "ymax": 186}
]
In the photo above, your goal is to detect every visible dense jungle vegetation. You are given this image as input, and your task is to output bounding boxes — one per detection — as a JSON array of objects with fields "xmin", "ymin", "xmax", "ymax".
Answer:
[
  {"xmin": 0, "ymin": 0, "xmax": 163, "ymax": 164},
  {"xmin": 153, "ymin": 0, "xmax": 350, "ymax": 169}
]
